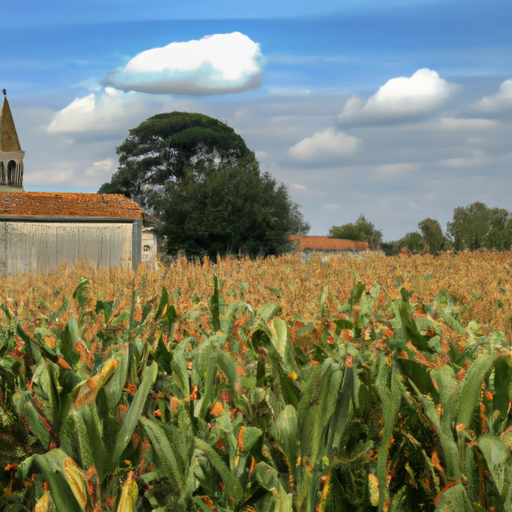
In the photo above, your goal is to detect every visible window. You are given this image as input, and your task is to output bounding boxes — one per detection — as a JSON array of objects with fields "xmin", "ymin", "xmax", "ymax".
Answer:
[{"xmin": 7, "ymin": 160, "xmax": 16, "ymax": 185}]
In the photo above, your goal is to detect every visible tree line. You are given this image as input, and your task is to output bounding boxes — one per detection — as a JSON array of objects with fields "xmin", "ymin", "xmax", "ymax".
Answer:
[{"xmin": 330, "ymin": 204, "xmax": 512, "ymax": 255}]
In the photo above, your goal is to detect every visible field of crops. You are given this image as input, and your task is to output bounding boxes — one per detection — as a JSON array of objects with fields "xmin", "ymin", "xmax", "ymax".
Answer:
[{"xmin": 1, "ymin": 251, "xmax": 512, "ymax": 511}]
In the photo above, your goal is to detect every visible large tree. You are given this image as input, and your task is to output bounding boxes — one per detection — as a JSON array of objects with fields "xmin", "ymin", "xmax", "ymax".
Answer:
[
  {"xmin": 98, "ymin": 111, "xmax": 255, "ymax": 211},
  {"xmin": 447, "ymin": 202, "xmax": 512, "ymax": 251},
  {"xmin": 99, "ymin": 111, "xmax": 309, "ymax": 256},
  {"xmin": 157, "ymin": 159, "xmax": 309, "ymax": 257},
  {"xmin": 328, "ymin": 214, "xmax": 382, "ymax": 249}
]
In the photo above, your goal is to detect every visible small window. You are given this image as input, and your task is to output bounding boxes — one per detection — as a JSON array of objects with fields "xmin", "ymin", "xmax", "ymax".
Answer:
[
  {"xmin": 7, "ymin": 160, "xmax": 16, "ymax": 185},
  {"xmin": 143, "ymin": 245, "xmax": 151, "ymax": 252}
]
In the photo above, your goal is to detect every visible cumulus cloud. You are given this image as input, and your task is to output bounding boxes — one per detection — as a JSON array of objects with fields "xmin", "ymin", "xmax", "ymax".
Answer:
[
  {"xmin": 338, "ymin": 69, "xmax": 455, "ymax": 126},
  {"xmin": 102, "ymin": 32, "xmax": 264, "ymax": 95},
  {"xmin": 471, "ymin": 79, "xmax": 512, "ymax": 114},
  {"xmin": 47, "ymin": 88, "xmax": 149, "ymax": 134},
  {"xmin": 288, "ymin": 128, "xmax": 360, "ymax": 164}
]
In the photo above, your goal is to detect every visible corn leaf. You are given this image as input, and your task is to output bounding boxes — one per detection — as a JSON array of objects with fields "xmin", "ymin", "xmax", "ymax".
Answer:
[
  {"xmin": 109, "ymin": 361, "xmax": 158, "ymax": 474},
  {"xmin": 434, "ymin": 482, "xmax": 473, "ymax": 511},
  {"xmin": 16, "ymin": 448, "xmax": 84, "ymax": 512},
  {"xmin": 478, "ymin": 435, "xmax": 512, "ymax": 508}
]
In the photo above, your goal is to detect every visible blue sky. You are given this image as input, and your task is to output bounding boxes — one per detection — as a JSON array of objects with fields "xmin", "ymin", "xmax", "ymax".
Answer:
[{"xmin": 2, "ymin": 0, "xmax": 512, "ymax": 240}]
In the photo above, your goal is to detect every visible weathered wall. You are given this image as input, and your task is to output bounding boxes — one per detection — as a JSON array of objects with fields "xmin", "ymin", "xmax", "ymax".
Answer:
[
  {"xmin": 0, "ymin": 221, "xmax": 135, "ymax": 274},
  {"xmin": 141, "ymin": 229, "xmax": 158, "ymax": 269}
]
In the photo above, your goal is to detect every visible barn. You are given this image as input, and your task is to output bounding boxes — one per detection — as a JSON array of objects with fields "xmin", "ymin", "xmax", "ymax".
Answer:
[{"xmin": 0, "ymin": 90, "xmax": 149, "ymax": 274}]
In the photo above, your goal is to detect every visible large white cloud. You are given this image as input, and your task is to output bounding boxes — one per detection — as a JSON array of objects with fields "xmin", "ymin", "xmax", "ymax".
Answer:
[
  {"xmin": 47, "ymin": 88, "xmax": 150, "ymax": 134},
  {"xmin": 471, "ymin": 79, "xmax": 512, "ymax": 114},
  {"xmin": 102, "ymin": 32, "xmax": 264, "ymax": 95},
  {"xmin": 288, "ymin": 128, "xmax": 360, "ymax": 164},
  {"xmin": 338, "ymin": 68, "xmax": 455, "ymax": 126}
]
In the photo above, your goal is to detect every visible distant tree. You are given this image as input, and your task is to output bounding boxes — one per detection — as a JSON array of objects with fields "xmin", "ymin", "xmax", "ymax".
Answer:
[
  {"xmin": 447, "ymin": 202, "xmax": 489, "ymax": 251},
  {"xmin": 447, "ymin": 202, "xmax": 512, "ymax": 251},
  {"xmin": 329, "ymin": 214, "xmax": 383, "ymax": 249},
  {"xmin": 396, "ymin": 231, "xmax": 425, "ymax": 254},
  {"xmin": 99, "ymin": 111, "xmax": 255, "ymax": 213},
  {"xmin": 157, "ymin": 159, "xmax": 309, "ymax": 258},
  {"xmin": 483, "ymin": 208, "xmax": 512, "ymax": 250},
  {"xmin": 418, "ymin": 218, "xmax": 450, "ymax": 254}
]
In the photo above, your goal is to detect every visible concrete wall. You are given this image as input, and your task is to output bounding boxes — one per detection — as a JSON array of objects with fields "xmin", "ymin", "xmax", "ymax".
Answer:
[
  {"xmin": 141, "ymin": 229, "xmax": 158, "ymax": 269},
  {"xmin": 0, "ymin": 220, "xmax": 137, "ymax": 274}
]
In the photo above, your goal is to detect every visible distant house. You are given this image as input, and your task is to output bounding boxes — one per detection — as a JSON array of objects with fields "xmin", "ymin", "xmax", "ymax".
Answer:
[
  {"xmin": 0, "ymin": 90, "xmax": 152, "ymax": 274},
  {"xmin": 289, "ymin": 235, "xmax": 369, "ymax": 252}
]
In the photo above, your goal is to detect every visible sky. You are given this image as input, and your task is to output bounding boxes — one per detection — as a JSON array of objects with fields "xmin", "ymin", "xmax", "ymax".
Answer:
[{"xmin": 2, "ymin": 0, "xmax": 512, "ymax": 241}]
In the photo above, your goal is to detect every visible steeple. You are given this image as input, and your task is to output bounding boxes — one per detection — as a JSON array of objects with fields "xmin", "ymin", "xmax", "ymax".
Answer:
[{"xmin": 0, "ymin": 90, "xmax": 25, "ymax": 192}]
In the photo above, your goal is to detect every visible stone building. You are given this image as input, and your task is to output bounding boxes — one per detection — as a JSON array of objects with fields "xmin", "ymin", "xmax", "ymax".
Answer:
[{"xmin": 0, "ymin": 90, "xmax": 152, "ymax": 274}]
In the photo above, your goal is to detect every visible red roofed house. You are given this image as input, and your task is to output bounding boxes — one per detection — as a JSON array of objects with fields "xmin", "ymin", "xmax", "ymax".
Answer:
[
  {"xmin": 0, "ymin": 91, "xmax": 148, "ymax": 273},
  {"xmin": 289, "ymin": 235, "xmax": 368, "ymax": 252}
]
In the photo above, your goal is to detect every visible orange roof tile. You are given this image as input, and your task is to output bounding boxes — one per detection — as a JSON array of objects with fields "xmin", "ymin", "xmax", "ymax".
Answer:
[
  {"xmin": 0, "ymin": 192, "xmax": 144, "ymax": 219},
  {"xmin": 290, "ymin": 235, "xmax": 368, "ymax": 252}
]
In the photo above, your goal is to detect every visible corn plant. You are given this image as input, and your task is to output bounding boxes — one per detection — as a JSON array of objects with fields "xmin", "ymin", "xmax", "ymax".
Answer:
[{"xmin": 2, "ymin": 269, "xmax": 512, "ymax": 511}]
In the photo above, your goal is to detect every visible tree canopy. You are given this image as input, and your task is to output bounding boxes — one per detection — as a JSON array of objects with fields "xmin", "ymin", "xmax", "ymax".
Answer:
[
  {"xmin": 447, "ymin": 202, "xmax": 512, "ymax": 251},
  {"xmin": 157, "ymin": 159, "xmax": 309, "ymax": 257},
  {"xmin": 392, "ymin": 218, "xmax": 450, "ymax": 255},
  {"xmin": 328, "ymin": 215, "xmax": 382, "ymax": 249},
  {"xmin": 98, "ymin": 112, "xmax": 255, "ymax": 211},
  {"xmin": 99, "ymin": 111, "xmax": 309, "ymax": 257},
  {"xmin": 418, "ymin": 218, "xmax": 450, "ymax": 255}
]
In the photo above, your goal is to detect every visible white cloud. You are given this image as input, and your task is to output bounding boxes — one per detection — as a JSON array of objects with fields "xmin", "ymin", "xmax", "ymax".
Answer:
[
  {"xmin": 47, "ymin": 88, "xmax": 149, "ymax": 134},
  {"xmin": 338, "ymin": 69, "xmax": 455, "ymax": 126},
  {"xmin": 267, "ymin": 87, "xmax": 312, "ymax": 96},
  {"xmin": 288, "ymin": 128, "xmax": 360, "ymax": 164},
  {"xmin": 289, "ymin": 183, "xmax": 321, "ymax": 195},
  {"xmin": 290, "ymin": 183, "xmax": 308, "ymax": 192},
  {"xmin": 471, "ymin": 79, "xmax": 512, "ymax": 114},
  {"xmin": 439, "ymin": 149, "xmax": 487, "ymax": 167},
  {"xmin": 25, "ymin": 164, "xmax": 75, "ymax": 185},
  {"xmin": 439, "ymin": 117, "xmax": 498, "ymax": 130},
  {"xmin": 102, "ymin": 32, "xmax": 264, "ymax": 95},
  {"xmin": 374, "ymin": 163, "xmax": 417, "ymax": 174},
  {"xmin": 92, "ymin": 158, "xmax": 114, "ymax": 171}
]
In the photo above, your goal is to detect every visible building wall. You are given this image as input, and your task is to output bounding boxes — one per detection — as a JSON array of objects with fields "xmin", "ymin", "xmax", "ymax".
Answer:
[
  {"xmin": 141, "ymin": 229, "xmax": 158, "ymax": 269},
  {"xmin": 0, "ymin": 221, "xmax": 136, "ymax": 274}
]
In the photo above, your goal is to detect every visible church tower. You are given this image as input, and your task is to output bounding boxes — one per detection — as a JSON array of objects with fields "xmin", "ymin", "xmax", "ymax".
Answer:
[{"xmin": 0, "ymin": 89, "xmax": 24, "ymax": 192}]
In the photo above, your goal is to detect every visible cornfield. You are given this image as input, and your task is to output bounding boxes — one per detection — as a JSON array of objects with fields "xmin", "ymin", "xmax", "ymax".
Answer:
[{"xmin": 1, "ymin": 251, "xmax": 512, "ymax": 511}]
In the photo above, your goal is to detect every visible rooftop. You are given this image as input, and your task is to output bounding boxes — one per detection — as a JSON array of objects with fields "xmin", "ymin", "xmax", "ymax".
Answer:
[
  {"xmin": 0, "ymin": 192, "xmax": 144, "ymax": 219},
  {"xmin": 0, "ymin": 93, "xmax": 22, "ymax": 153}
]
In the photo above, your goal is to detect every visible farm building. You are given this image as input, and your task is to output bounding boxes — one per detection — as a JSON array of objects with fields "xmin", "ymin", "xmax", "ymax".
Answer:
[
  {"xmin": 289, "ymin": 235, "xmax": 369, "ymax": 252},
  {"xmin": 0, "ymin": 90, "xmax": 151, "ymax": 274}
]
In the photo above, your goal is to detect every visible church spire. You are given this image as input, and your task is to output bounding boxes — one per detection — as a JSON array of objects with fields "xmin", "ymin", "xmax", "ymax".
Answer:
[{"xmin": 0, "ymin": 90, "xmax": 25, "ymax": 192}]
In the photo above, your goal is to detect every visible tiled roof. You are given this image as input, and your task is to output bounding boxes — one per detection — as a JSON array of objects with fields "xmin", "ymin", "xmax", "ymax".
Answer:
[
  {"xmin": 290, "ymin": 235, "xmax": 368, "ymax": 252},
  {"xmin": 0, "ymin": 192, "xmax": 144, "ymax": 219}
]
